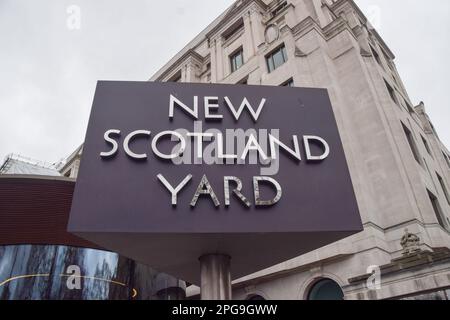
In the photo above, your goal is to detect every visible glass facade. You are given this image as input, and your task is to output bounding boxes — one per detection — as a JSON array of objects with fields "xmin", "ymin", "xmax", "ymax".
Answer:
[{"xmin": 0, "ymin": 245, "xmax": 185, "ymax": 300}]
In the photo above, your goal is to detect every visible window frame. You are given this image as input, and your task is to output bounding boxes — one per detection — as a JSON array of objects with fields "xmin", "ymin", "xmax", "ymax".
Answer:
[
  {"xmin": 281, "ymin": 78, "xmax": 294, "ymax": 87},
  {"xmin": 437, "ymin": 173, "xmax": 450, "ymax": 206},
  {"xmin": 266, "ymin": 44, "xmax": 288, "ymax": 73},
  {"xmin": 421, "ymin": 135, "xmax": 433, "ymax": 158},
  {"xmin": 237, "ymin": 76, "xmax": 248, "ymax": 85},
  {"xmin": 385, "ymin": 80, "xmax": 398, "ymax": 105},
  {"xmin": 230, "ymin": 47, "xmax": 244, "ymax": 73},
  {"xmin": 168, "ymin": 71, "xmax": 182, "ymax": 83},
  {"xmin": 443, "ymin": 151, "xmax": 450, "ymax": 169},
  {"xmin": 401, "ymin": 122, "xmax": 422, "ymax": 165},
  {"xmin": 370, "ymin": 45, "xmax": 383, "ymax": 67},
  {"xmin": 271, "ymin": 1, "xmax": 288, "ymax": 17},
  {"xmin": 222, "ymin": 19, "xmax": 244, "ymax": 42},
  {"xmin": 427, "ymin": 189, "xmax": 447, "ymax": 229}
]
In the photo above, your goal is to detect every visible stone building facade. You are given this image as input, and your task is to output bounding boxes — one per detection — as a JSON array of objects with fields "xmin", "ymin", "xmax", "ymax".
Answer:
[{"xmin": 62, "ymin": 0, "xmax": 450, "ymax": 299}]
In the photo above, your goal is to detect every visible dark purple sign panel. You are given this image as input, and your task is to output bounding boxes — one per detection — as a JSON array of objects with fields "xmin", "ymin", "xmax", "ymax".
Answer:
[{"xmin": 69, "ymin": 81, "xmax": 362, "ymax": 284}]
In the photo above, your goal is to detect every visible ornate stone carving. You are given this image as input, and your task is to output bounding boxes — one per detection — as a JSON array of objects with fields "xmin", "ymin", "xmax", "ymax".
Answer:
[
  {"xmin": 264, "ymin": 24, "xmax": 279, "ymax": 44},
  {"xmin": 400, "ymin": 228, "xmax": 421, "ymax": 256},
  {"xmin": 355, "ymin": 24, "xmax": 372, "ymax": 57}
]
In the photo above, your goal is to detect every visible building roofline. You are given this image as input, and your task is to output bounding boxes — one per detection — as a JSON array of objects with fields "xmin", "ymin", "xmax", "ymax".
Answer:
[
  {"xmin": 57, "ymin": 144, "xmax": 83, "ymax": 172},
  {"xmin": 149, "ymin": 0, "xmax": 269, "ymax": 81},
  {"xmin": 0, "ymin": 153, "xmax": 59, "ymax": 175},
  {"xmin": 151, "ymin": 49, "xmax": 205, "ymax": 82},
  {"xmin": 0, "ymin": 174, "xmax": 75, "ymax": 182},
  {"xmin": 331, "ymin": 0, "xmax": 395, "ymax": 59},
  {"xmin": 151, "ymin": 0, "xmax": 397, "ymax": 82},
  {"xmin": 204, "ymin": 0, "xmax": 268, "ymax": 40},
  {"xmin": 149, "ymin": 1, "xmax": 237, "ymax": 81}
]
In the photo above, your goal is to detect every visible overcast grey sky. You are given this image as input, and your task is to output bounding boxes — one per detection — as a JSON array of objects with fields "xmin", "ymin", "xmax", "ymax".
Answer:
[{"xmin": 0, "ymin": 0, "xmax": 449, "ymax": 165}]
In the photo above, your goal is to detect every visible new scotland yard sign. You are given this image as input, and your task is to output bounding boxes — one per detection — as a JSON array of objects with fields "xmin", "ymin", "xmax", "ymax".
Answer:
[{"xmin": 68, "ymin": 81, "xmax": 362, "ymax": 284}]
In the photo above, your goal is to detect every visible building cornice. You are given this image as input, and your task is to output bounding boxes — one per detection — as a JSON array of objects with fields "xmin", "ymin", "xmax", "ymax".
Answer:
[
  {"xmin": 205, "ymin": 0, "xmax": 268, "ymax": 40},
  {"xmin": 149, "ymin": 1, "xmax": 236, "ymax": 81},
  {"xmin": 58, "ymin": 144, "xmax": 83, "ymax": 173},
  {"xmin": 0, "ymin": 174, "xmax": 75, "ymax": 182},
  {"xmin": 232, "ymin": 253, "xmax": 353, "ymax": 290},
  {"xmin": 264, "ymin": 3, "xmax": 294, "ymax": 25},
  {"xmin": 150, "ymin": 0, "xmax": 269, "ymax": 81},
  {"xmin": 330, "ymin": 0, "xmax": 396, "ymax": 60},
  {"xmin": 286, "ymin": 15, "xmax": 356, "ymax": 54},
  {"xmin": 347, "ymin": 247, "xmax": 450, "ymax": 285},
  {"xmin": 153, "ymin": 49, "xmax": 205, "ymax": 82}
]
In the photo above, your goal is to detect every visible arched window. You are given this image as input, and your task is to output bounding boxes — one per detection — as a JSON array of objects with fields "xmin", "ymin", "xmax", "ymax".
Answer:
[
  {"xmin": 247, "ymin": 294, "xmax": 266, "ymax": 301},
  {"xmin": 307, "ymin": 278, "xmax": 344, "ymax": 300}
]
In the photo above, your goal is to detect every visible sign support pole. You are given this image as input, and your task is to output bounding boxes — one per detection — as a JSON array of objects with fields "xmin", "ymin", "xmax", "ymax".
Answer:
[{"xmin": 199, "ymin": 254, "xmax": 232, "ymax": 300}]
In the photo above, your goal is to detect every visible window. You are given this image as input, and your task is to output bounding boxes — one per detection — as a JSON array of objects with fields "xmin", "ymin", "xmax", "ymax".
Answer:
[
  {"xmin": 437, "ymin": 173, "xmax": 450, "ymax": 205},
  {"xmin": 222, "ymin": 19, "xmax": 244, "ymax": 41},
  {"xmin": 271, "ymin": 1, "xmax": 287, "ymax": 17},
  {"xmin": 230, "ymin": 48, "xmax": 244, "ymax": 73},
  {"xmin": 427, "ymin": 189, "xmax": 446, "ymax": 229},
  {"xmin": 421, "ymin": 135, "xmax": 433, "ymax": 158},
  {"xmin": 401, "ymin": 290, "xmax": 450, "ymax": 300},
  {"xmin": 382, "ymin": 49, "xmax": 394, "ymax": 70},
  {"xmin": 281, "ymin": 78, "xmax": 294, "ymax": 87},
  {"xmin": 246, "ymin": 294, "xmax": 266, "ymax": 301},
  {"xmin": 385, "ymin": 80, "xmax": 397, "ymax": 104},
  {"xmin": 381, "ymin": 48, "xmax": 399, "ymax": 75},
  {"xmin": 205, "ymin": 63, "xmax": 211, "ymax": 83},
  {"xmin": 430, "ymin": 121, "xmax": 440, "ymax": 139},
  {"xmin": 405, "ymin": 100, "xmax": 415, "ymax": 114},
  {"xmin": 391, "ymin": 72, "xmax": 400, "ymax": 87},
  {"xmin": 401, "ymin": 122, "xmax": 421, "ymax": 165},
  {"xmin": 266, "ymin": 45, "xmax": 287, "ymax": 73},
  {"xmin": 370, "ymin": 45, "xmax": 382, "ymax": 66},
  {"xmin": 443, "ymin": 152, "xmax": 450, "ymax": 169},
  {"xmin": 237, "ymin": 76, "xmax": 248, "ymax": 85},
  {"xmin": 308, "ymin": 279, "xmax": 344, "ymax": 300},
  {"xmin": 382, "ymin": 51, "xmax": 396, "ymax": 75},
  {"xmin": 169, "ymin": 72, "xmax": 182, "ymax": 83}
]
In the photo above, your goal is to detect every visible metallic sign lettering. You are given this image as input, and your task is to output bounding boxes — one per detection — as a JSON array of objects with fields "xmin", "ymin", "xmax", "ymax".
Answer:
[{"xmin": 99, "ymin": 94, "xmax": 330, "ymax": 207}]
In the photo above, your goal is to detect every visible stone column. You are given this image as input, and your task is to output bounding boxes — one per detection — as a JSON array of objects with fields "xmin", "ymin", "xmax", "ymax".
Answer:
[
  {"xmin": 291, "ymin": 0, "xmax": 312, "ymax": 24},
  {"xmin": 311, "ymin": 0, "xmax": 331, "ymax": 27},
  {"xmin": 216, "ymin": 37, "xmax": 224, "ymax": 81},
  {"xmin": 180, "ymin": 64, "xmax": 187, "ymax": 82},
  {"xmin": 200, "ymin": 254, "xmax": 232, "ymax": 300},
  {"xmin": 249, "ymin": 9, "xmax": 264, "ymax": 51},
  {"xmin": 185, "ymin": 59, "xmax": 200, "ymax": 83},
  {"xmin": 243, "ymin": 12, "xmax": 255, "ymax": 59},
  {"xmin": 210, "ymin": 39, "xmax": 218, "ymax": 83}
]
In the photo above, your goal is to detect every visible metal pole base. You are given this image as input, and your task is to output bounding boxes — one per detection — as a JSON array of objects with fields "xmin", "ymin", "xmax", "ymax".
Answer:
[{"xmin": 199, "ymin": 254, "xmax": 232, "ymax": 300}]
